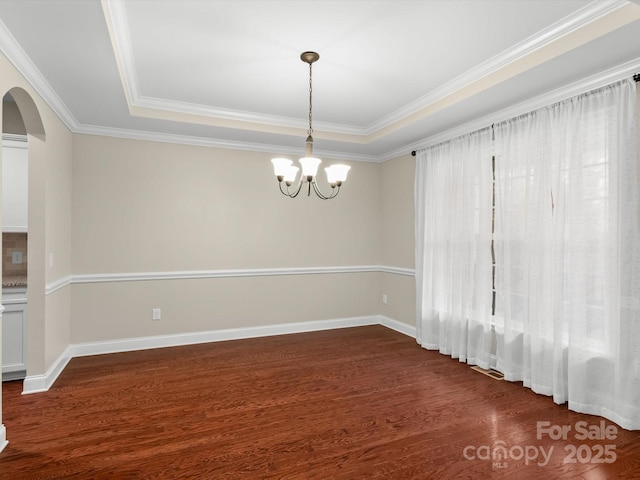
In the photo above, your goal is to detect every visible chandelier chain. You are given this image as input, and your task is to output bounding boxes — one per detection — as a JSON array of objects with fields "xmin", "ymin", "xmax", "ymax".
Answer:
[{"xmin": 308, "ymin": 62, "xmax": 313, "ymax": 136}]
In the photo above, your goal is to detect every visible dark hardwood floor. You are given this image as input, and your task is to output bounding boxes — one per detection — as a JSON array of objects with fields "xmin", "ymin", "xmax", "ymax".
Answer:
[{"xmin": 1, "ymin": 325, "xmax": 639, "ymax": 479}]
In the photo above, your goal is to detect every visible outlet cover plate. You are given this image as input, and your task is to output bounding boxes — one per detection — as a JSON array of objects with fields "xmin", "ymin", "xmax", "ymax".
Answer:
[{"xmin": 12, "ymin": 251, "xmax": 23, "ymax": 264}]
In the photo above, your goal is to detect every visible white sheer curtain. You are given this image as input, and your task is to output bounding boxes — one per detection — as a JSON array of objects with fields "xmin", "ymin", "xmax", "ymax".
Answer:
[
  {"xmin": 493, "ymin": 79, "xmax": 640, "ymax": 429},
  {"xmin": 415, "ymin": 128, "xmax": 494, "ymax": 368}
]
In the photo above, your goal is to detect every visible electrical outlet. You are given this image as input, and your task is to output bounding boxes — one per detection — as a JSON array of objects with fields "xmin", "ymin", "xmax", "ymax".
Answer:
[
  {"xmin": 152, "ymin": 308, "xmax": 161, "ymax": 321},
  {"xmin": 382, "ymin": 294, "xmax": 388, "ymax": 305},
  {"xmin": 12, "ymin": 251, "xmax": 23, "ymax": 264}
]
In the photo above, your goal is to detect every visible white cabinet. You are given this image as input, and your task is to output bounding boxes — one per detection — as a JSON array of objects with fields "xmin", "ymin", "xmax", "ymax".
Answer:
[
  {"xmin": 2, "ymin": 137, "xmax": 29, "ymax": 233},
  {"xmin": 2, "ymin": 287, "xmax": 27, "ymax": 380}
]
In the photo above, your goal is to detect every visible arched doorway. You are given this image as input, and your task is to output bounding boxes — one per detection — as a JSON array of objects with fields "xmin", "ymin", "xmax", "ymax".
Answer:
[
  {"xmin": 1, "ymin": 86, "xmax": 45, "ymax": 451},
  {"xmin": 1, "ymin": 106, "xmax": 28, "ymax": 381}
]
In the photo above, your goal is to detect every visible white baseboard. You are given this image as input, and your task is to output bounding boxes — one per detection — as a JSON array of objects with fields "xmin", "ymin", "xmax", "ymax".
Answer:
[
  {"xmin": 0, "ymin": 424, "xmax": 7, "ymax": 453},
  {"xmin": 70, "ymin": 315, "xmax": 379, "ymax": 357},
  {"xmin": 22, "ymin": 346, "xmax": 73, "ymax": 395},
  {"xmin": 379, "ymin": 315, "xmax": 416, "ymax": 338},
  {"xmin": 20, "ymin": 315, "xmax": 415, "ymax": 394}
]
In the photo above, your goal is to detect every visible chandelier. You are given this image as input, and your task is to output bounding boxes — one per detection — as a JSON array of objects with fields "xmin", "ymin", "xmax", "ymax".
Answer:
[{"xmin": 271, "ymin": 51, "xmax": 350, "ymax": 199}]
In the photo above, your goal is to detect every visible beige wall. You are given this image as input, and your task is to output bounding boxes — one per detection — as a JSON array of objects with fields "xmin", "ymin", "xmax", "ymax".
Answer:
[
  {"xmin": 2, "ymin": 99, "xmax": 26, "ymax": 135},
  {"xmin": 380, "ymin": 154, "xmax": 416, "ymax": 327},
  {"xmin": 0, "ymin": 50, "xmax": 73, "ymax": 438},
  {"xmin": 72, "ymin": 135, "xmax": 381, "ymax": 272},
  {"xmin": 71, "ymin": 273, "xmax": 380, "ymax": 343},
  {"xmin": 70, "ymin": 134, "xmax": 385, "ymax": 343},
  {"xmin": 43, "ymin": 108, "xmax": 73, "ymax": 368},
  {"xmin": 380, "ymin": 154, "xmax": 414, "ymax": 269}
]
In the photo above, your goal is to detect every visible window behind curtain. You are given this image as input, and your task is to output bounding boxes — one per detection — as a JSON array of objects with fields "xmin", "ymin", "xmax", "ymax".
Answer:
[{"xmin": 492, "ymin": 79, "xmax": 639, "ymax": 428}]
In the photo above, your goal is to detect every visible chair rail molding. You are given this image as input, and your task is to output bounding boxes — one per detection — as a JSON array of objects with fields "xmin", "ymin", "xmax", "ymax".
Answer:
[{"xmin": 52, "ymin": 265, "xmax": 415, "ymax": 288}]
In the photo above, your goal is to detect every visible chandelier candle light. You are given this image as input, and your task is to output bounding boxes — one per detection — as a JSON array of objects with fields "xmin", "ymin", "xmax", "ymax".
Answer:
[{"xmin": 271, "ymin": 51, "xmax": 350, "ymax": 199}]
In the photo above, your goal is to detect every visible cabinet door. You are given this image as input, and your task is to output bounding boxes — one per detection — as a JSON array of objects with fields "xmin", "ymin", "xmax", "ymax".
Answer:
[
  {"xmin": 2, "ymin": 139, "xmax": 29, "ymax": 232},
  {"xmin": 2, "ymin": 303, "xmax": 27, "ymax": 374}
]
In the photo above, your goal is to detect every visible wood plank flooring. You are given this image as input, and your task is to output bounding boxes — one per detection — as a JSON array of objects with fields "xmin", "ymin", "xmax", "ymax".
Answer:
[{"xmin": 1, "ymin": 325, "xmax": 639, "ymax": 479}]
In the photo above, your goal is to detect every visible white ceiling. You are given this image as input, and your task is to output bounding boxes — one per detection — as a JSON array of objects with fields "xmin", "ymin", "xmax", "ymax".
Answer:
[{"xmin": 0, "ymin": 0, "xmax": 639, "ymax": 161}]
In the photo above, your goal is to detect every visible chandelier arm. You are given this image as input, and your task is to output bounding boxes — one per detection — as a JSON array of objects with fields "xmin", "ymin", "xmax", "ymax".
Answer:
[
  {"xmin": 311, "ymin": 180, "xmax": 339, "ymax": 200},
  {"xmin": 289, "ymin": 181, "xmax": 304, "ymax": 198},
  {"xmin": 279, "ymin": 179, "xmax": 304, "ymax": 198},
  {"xmin": 294, "ymin": 180, "xmax": 306, "ymax": 198}
]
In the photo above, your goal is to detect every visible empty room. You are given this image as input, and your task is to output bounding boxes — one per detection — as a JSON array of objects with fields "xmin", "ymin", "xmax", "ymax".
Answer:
[{"xmin": 1, "ymin": 1, "xmax": 640, "ymax": 478}]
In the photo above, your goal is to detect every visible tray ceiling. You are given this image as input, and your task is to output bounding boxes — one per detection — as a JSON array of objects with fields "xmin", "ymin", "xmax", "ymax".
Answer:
[{"xmin": 0, "ymin": 0, "xmax": 639, "ymax": 161}]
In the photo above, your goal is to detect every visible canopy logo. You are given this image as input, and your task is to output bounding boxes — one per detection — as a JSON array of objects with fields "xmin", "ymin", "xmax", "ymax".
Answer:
[
  {"xmin": 463, "ymin": 442, "xmax": 553, "ymax": 467},
  {"xmin": 462, "ymin": 421, "xmax": 618, "ymax": 469}
]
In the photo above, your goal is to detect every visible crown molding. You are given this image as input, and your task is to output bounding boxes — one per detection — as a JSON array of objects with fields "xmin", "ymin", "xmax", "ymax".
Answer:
[
  {"xmin": 0, "ymin": 17, "xmax": 79, "ymax": 131},
  {"xmin": 100, "ymin": 0, "xmax": 138, "ymax": 107},
  {"xmin": 403, "ymin": 56, "xmax": 640, "ymax": 156},
  {"xmin": 0, "ymin": 0, "xmax": 636, "ymax": 164},
  {"xmin": 134, "ymin": 94, "xmax": 367, "ymax": 136},
  {"xmin": 367, "ymin": 0, "xmax": 631, "ymax": 136},
  {"xmin": 74, "ymin": 123, "xmax": 379, "ymax": 162},
  {"xmin": 101, "ymin": 0, "xmax": 633, "ymax": 143}
]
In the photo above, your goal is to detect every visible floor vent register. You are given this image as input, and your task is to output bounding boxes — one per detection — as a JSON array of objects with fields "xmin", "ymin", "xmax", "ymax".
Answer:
[{"xmin": 470, "ymin": 366, "xmax": 505, "ymax": 380}]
